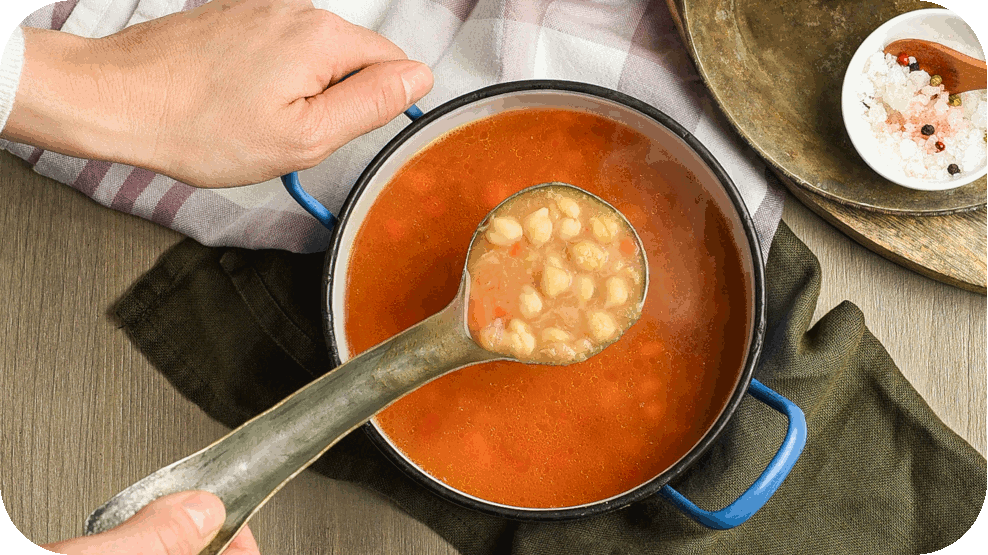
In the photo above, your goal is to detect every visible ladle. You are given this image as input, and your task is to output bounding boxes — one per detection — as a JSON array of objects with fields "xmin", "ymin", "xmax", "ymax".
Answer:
[
  {"xmin": 883, "ymin": 38, "xmax": 987, "ymax": 93},
  {"xmin": 84, "ymin": 182, "xmax": 648, "ymax": 555}
]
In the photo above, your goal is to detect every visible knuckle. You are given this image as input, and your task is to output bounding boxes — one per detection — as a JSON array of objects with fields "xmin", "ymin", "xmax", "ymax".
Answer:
[
  {"xmin": 375, "ymin": 35, "xmax": 408, "ymax": 61},
  {"xmin": 293, "ymin": 131, "xmax": 329, "ymax": 169},
  {"xmin": 369, "ymin": 74, "xmax": 408, "ymax": 125},
  {"xmin": 311, "ymin": 7, "xmax": 341, "ymax": 29}
]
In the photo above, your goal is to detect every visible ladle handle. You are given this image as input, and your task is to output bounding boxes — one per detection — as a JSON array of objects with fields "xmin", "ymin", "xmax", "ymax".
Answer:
[
  {"xmin": 283, "ymin": 104, "xmax": 424, "ymax": 229},
  {"xmin": 84, "ymin": 295, "xmax": 490, "ymax": 555}
]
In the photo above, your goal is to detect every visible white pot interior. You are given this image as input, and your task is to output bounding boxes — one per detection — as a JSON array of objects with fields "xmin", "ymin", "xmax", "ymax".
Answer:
[{"xmin": 330, "ymin": 88, "xmax": 758, "ymax": 511}]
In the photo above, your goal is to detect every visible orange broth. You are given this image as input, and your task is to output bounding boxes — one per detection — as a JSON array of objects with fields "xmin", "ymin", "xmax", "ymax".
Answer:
[{"xmin": 344, "ymin": 108, "xmax": 750, "ymax": 508}]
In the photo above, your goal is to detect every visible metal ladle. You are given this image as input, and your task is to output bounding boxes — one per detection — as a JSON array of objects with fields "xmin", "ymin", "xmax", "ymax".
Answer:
[{"xmin": 84, "ymin": 182, "xmax": 648, "ymax": 555}]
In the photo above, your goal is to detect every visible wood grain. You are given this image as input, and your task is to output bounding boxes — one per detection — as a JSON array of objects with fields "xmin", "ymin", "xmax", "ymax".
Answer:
[
  {"xmin": 783, "ymin": 172, "xmax": 987, "ymax": 294},
  {"xmin": 0, "ymin": 150, "xmax": 983, "ymax": 555},
  {"xmin": 883, "ymin": 39, "xmax": 988, "ymax": 94},
  {"xmin": 0, "ymin": 152, "xmax": 457, "ymax": 554},
  {"xmin": 666, "ymin": 0, "xmax": 987, "ymax": 296},
  {"xmin": 783, "ymin": 196, "xmax": 986, "ymax": 458}
]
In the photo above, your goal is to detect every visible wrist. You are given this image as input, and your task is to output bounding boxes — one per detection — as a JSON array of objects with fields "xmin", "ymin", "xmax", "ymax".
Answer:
[{"xmin": 1, "ymin": 27, "xmax": 161, "ymax": 169}]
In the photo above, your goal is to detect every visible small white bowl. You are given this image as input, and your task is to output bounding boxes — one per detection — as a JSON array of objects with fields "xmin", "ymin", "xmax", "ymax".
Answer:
[{"xmin": 841, "ymin": 8, "xmax": 987, "ymax": 191}]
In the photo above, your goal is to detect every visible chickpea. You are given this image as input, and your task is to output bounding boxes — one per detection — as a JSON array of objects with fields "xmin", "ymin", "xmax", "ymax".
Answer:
[
  {"xmin": 507, "ymin": 319, "xmax": 536, "ymax": 357},
  {"xmin": 623, "ymin": 267, "xmax": 644, "ymax": 285},
  {"xmin": 570, "ymin": 241, "xmax": 608, "ymax": 271},
  {"xmin": 588, "ymin": 311, "xmax": 617, "ymax": 341},
  {"xmin": 572, "ymin": 338, "xmax": 594, "ymax": 355},
  {"xmin": 524, "ymin": 207, "xmax": 553, "ymax": 245},
  {"xmin": 541, "ymin": 265, "xmax": 572, "ymax": 298},
  {"xmin": 478, "ymin": 320, "xmax": 504, "ymax": 352},
  {"xmin": 556, "ymin": 197, "xmax": 581, "ymax": 219},
  {"xmin": 558, "ymin": 218, "xmax": 582, "ymax": 241},
  {"xmin": 541, "ymin": 327, "xmax": 572, "ymax": 343},
  {"xmin": 486, "ymin": 217, "xmax": 523, "ymax": 246},
  {"xmin": 575, "ymin": 275, "xmax": 595, "ymax": 301},
  {"xmin": 468, "ymin": 186, "xmax": 645, "ymax": 363},
  {"xmin": 547, "ymin": 204, "xmax": 561, "ymax": 221},
  {"xmin": 519, "ymin": 285, "xmax": 544, "ymax": 318},
  {"xmin": 542, "ymin": 342, "xmax": 577, "ymax": 362},
  {"xmin": 605, "ymin": 277, "xmax": 629, "ymax": 307},
  {"xmin": 590, "ymin": 216, "xmax": 620, "ymax": 243}
]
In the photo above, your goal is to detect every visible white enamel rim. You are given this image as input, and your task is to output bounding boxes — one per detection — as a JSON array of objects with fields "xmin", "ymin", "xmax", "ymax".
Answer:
[{"xmin": 328, "ymin": 88, "xmax": 761, "ymax": 514}]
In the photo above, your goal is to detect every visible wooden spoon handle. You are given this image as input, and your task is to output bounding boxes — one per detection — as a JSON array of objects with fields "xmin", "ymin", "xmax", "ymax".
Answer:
[{"xmin": 884, "ymin": 39, "xmax": 987, "ymax": 94}]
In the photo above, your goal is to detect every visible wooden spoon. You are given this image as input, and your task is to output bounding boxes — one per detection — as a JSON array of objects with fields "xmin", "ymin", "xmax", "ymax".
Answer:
[{"xmin": 884, "ymin": 39, "xmax": 987, "ymax": 94}]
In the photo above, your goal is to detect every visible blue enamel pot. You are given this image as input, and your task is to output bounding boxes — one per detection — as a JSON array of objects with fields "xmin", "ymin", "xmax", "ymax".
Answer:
[{"xmin": 283, "ymin": 80, "xmax": 806, "ymax": 528}]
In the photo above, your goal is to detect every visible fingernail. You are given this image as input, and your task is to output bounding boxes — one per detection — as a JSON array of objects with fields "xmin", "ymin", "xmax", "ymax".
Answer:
[
  {"xmin": 400, "ymin": 62, "xmax": 433, "ymax": 105},
  {"xmin": 181, "ymin": 492, "xmax": 225, "ymax": 536}
]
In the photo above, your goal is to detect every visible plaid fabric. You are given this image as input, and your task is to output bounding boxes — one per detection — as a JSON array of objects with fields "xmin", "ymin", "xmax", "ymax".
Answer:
[{"xmin": 2, "ymin": 0, "xmax": 784, "ymax": 253}]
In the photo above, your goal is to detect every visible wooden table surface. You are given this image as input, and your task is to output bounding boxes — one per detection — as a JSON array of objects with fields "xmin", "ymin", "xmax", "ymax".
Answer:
[{"xmin": 1, "ymin": 150, "xmax": 984, "ymax": 553}]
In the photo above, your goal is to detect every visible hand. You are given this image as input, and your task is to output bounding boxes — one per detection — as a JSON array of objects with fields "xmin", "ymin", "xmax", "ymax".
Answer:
[
  {"xmin": 2, "ymin": 0, "xmax": 433, "ymax": 187},
  {"xmin": 41, "ymin": 491, "xmax": 260, "ymax": 555}
]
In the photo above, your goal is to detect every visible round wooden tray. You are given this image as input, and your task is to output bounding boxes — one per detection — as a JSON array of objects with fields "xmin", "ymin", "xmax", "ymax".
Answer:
[
  {"xmin": 774, "ymin": 169, "xmax": 986, "ymax": 293},
  {"xmin": 665, "ymin": 0, "xmax": 986, "ymax": 293}
]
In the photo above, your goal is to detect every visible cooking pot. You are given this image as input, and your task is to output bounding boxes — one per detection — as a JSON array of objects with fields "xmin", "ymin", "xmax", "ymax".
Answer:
[{"xmin": 282, "ymin": 80, "xmax": 806, "ymax": 529}]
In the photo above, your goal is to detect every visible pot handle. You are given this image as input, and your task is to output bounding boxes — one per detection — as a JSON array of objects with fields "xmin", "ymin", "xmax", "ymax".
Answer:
[
  {"xmin": 281, "ymin": 104, "xmax": 425, "ymax": 230},
  {"xmin": 659, "ymin": 378, "xmax": 807, "ymax": 530}
]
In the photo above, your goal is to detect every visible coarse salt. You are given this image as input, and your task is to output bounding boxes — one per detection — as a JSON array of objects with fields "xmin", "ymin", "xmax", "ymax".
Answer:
[{"xmin": 856, "ymin": 51, "xmax": 987, "ymax": 182}]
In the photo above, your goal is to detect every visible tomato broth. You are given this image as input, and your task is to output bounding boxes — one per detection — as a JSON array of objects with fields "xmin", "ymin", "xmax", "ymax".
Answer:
[{"xmin": 344, "ymin": 108, "xmax": 750, "ymax": 509}]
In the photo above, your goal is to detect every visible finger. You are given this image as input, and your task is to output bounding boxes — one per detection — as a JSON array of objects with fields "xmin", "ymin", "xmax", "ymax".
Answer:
[
  {"xmin": 226, "ymin": 525, "xmax": 261, "ymax": 555},
  {"xmin": 307, "ymin": 59, "xmax": 433, "ymax": 153},
  {"xmin": 43, "ymin": 491, "xmax": 226, "ymax": 555},
  {"xmin": 309, "ymin": 10, "xmax": 408, "ymax": 82}
]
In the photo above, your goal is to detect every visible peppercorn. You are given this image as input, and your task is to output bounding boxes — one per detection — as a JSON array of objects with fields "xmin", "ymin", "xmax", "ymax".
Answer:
[
  {"xmin": 929, "ymin": 74, "xmax": 943, "ymax": 87},
  {"xmin": 935, "ymin": 141, "xmax": 946, "ymax": 152},
  {"xmin": 948, "ymin": 94, "xmax": 962, "ymax": 106},
  {"xmin": 909, "ymin": 62, "xmax": 920, "ymax": 72},
  {"xmin": 921, "ymin": 124, "xmax": 935, "ymax": 136},
  {"xmin": 896, "ymin": 52, "xmax": 910, "ymax": 66},
  {"xmin": 947, "ymin": 164, "xmax": 960, "ymax": 175}
]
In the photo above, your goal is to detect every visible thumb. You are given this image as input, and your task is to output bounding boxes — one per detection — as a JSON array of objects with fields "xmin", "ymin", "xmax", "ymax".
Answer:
[
  {"xmin": 310, "ymin": 59, "xmax": 433, "ymax": 153},
  {"xmin": 44, "ymin": 491, "xmax": 226, "ymax": 555}
]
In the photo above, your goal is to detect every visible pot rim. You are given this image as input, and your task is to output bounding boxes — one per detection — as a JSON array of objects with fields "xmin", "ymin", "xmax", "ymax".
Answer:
[{"xmin": 323, "ymin": 79, "xmax": 767, "ymax": 521}]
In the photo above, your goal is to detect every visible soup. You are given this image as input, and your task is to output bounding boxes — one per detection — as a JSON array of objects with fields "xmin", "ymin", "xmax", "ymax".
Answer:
[
  {"xmin": 467, "ymin": 185, "xmax": 647, "ymax": 364},
  {"xmin": 344, "ymin": 108, "xmax": 749, "ymax": 508}
]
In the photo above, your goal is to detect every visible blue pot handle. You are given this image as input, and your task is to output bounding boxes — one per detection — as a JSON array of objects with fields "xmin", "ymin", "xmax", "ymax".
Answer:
[
  {"xmin": 282, "ymin": 104, "xmax": 425, "ymax": 230},
  {"xmin": 660, "ymin": 378, "xmax": 807, "ymax": 530}
]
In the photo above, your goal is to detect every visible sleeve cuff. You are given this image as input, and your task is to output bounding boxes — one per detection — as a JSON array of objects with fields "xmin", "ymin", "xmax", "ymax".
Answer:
[{"xmin": 0, "ymin": 26, "xmax": 26, "ymax": 134}]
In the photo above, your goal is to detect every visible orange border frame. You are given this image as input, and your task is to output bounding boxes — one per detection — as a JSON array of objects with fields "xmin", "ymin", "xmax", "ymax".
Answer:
[{"xmin": 0, "ymin": 0, "xmax": 988, "ymax": 555}]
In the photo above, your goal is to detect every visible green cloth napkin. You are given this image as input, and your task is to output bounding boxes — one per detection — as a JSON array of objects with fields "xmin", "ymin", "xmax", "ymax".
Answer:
[{"xmin": 114, "ymin": 222, "xmax": 985, "ymax": 554}]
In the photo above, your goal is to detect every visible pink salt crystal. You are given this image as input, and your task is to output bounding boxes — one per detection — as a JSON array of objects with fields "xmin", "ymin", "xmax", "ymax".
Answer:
[{"xmin": 856, "ymin": 51, "xmax": 987, "ymax": 181}]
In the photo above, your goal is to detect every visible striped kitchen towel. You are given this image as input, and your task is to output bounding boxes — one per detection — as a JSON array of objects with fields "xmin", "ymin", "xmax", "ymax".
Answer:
[{"xmin": 2, "ymin": 0, "xmax": 783, "ymax": 253}]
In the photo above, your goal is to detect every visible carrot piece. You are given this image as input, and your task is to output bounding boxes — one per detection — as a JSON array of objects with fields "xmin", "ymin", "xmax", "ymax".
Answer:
[
  {"xmin": 494, "ymin": 306, "xmax": 508, "ymax": 318},
  {"xmin": 509, "ymin": 242, "xmax": 523, "ymax": 257},
  {"xmin": 619, "ymin": 237, "xmax": 637, "ymax": 256}
]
